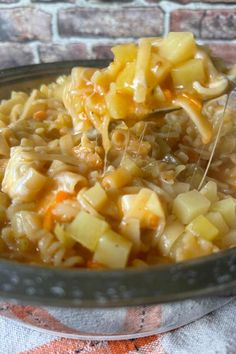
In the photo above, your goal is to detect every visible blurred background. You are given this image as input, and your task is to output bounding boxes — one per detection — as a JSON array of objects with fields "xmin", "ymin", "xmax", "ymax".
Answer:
[{"xmin": 0, "ymin": 0, "xmax": 235, "ymax": 69}]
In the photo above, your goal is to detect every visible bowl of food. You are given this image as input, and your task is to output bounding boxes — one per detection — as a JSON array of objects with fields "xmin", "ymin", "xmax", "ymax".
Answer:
[{"xmin": 0, "ymin": 32, "xmax": 236, "ymax": 339}]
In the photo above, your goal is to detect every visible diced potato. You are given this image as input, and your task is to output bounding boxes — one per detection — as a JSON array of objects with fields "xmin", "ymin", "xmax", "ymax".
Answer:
[
  {"xmin": 54, "ymin": 223, "xmax": 76, "ymax": 248},
  {"xmin": 200, "ymin": 181, "xmax": 218, "ymax": 203},
  {"xmin": 83, "ymin": 183, "xmax": 108, "ymax": 211},
  {"xmin": 145, "ymin": 191, "xmax": 165, "ymax": 219},
  {"xmin": 121, "ymin": 194, "xmax": 136, "ymax": 215},
  {"xmin": 105, "ymin": 84, "xmax": 130, "ymax": 119},
  {"xmin": 119, "ymin": 218, "xmax": 141, "ymax": 254},
  {"xmin": 186, "ymin": 214, "xmax": 219, "ymax": 241},
  {"xmin": 123, "ymin": 189, "xmax": 165, "ymax": 229},
  {"xmin": 11, "ymin": 211, "xmax": 41, "ymax": 240},
  {"xmin": 116, "ymin": 62, "xmax": 136, "ymax": 95},
  {"xmin": 211, "ymin": 198, "xmax": 236, "ymax": 227},
  {"xmin": 93, "ymin": 229, "xmax": 132, "ymax": 268},
  {"xmin": 158, "ymin": 220, "xmax": 185, "ymax": 256},
  {"xmin": 120, "ymin": 157, "xmax": 142, "ymax": 177},
  {"xmin": 159, "ymin": 32, "xmax": 196, "ymax": 65},
  {"xmin": 173, "ymin": 190, "xmax": 210, "ymax": 224},
  {"xmin": 171, "ymin": 59, "xmax": 206, "ymax": 89},
  {"xmin": 111, "ymin": 43, "xmax": 138, "ymax": 64},
  {"xmin": 67, "ymin": 211, "xmax": 109, "ymax": 251},
  {"xmin": 206, "ymin": 211, "xmax": 229, "ymax": 235},
  {"xmin": 170, "ymin": 231, "xmax": 216, "ymax": 262},
  {"xmin": 92, "ymin": 62, "xmax": 122, "ymax": 93}
]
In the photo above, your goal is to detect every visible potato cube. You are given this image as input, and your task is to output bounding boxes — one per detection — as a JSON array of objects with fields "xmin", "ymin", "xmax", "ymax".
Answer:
[
  {"xmin": 206, "ymin": 211, "xmax": 229, "ymax": 235},
  {"xmin": 111, "ymin": 43, "xmax": 138, "ymax": 64},
  {"xmin": 116, "ymin": 62, "xmax": 136, "ymax": 95},
  {"xmin": 200, "ymin": 181, "xmax": 218, "ymax": 203},
  {"xmin": 83, "ymin": 183, "xmax": 108, "ymax": 211},
  {"xmin": 146, "ymin": 191, "xmax": 165, "ymax": 219},
  {"xmin": 121, "ymin": 194, "xmax": 137, "ymax": 215},
  {"xmin": 211, "ymin": 198, "xmax": 236, "ymax": 227},
  {"xmin": 186, "ymin": 214, "xmax": 219, "ymax": 241},
  {"xmin": 170, "ymin": 231, "xmax": 216, "ymax": 262},
  {"xmin": 123, "ymin": 189, "xmax": 165, "ymax": 229},
  {"xmin": 173, "ymin": 190, "xmax": 210, "ymax": 224},
  {"xmin": 93, "ymin": 229, "xmax": 132, "ymax": 268},
  {"xmin": 67, "ymin": 211, "xmax": 109, "ymax": 251},
  {"xmin": 158, "ymin": 220, "xmax": 185, "ymax": 256},
  {"xmin": 105, "ymin": 84, "xmax": 130, "ymax": 119},
  {"xmin": 11, "ymin": 211, "xmax": 41, "ymax": 239},
  {"xmin": 159, "ymin": 32, "xmax": 196, "ymax": 65},
  {"xmin": 119, "ymin": 218, "xmax": 141, "ymax": 254},
  {"xmin": 171, "ymin": 59, "xmax": 206, "ymax": 89}
]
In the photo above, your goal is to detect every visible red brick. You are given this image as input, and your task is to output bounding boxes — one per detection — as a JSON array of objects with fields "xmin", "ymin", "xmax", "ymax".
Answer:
[
  {"xmin": 202, "ymin": 10, "xmax": 236, "ymax": 39},
  {"xmin": 39, "ymin": 43, "xmax": 88, "ymax": 62},
  {"xmin": 58, "ymin": 7, "xmax": 164, "ymax": 38},
  {"xmin": 92, "ymin": 44, "xmax": 115, "ymax": 59},
  {"xmin": 0, "ymin": 8, "xmax": 52, "ymax": 42},
  {"xmin": 208, "ymin": 43, "xmax": 236, "ymax": 65},
  {"xmin": 170, "ymin": 10, "xmax": 204, "ymax": 37},
  {"xmin": 171, "ymin": 9, "xmax": 236, "ymax": 40},
  {"xmin": 0, "ymin": 43, "xmax": 34, "ymax": 69}
]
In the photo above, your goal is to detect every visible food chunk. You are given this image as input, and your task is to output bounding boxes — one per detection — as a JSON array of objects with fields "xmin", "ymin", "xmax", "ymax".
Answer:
[
  {"xmin": 105, "ymin": 84, "xmax": 130, "ymax": 119},
  {"xmin": 159, "ymin": 32, "xmax": 196, "ymax": 65},
  {"xmin": 116, "ymin": 62, "xmax": 136, "ymax": 95},
  {"xmin": 211, "ymin": 198, "xmax": 236, "ymax": 227},
  {"xmin": 93, "ymin": 229, "xmax": 132, "ymax": 268},
  {"xmin": 206, "ymin": 212, "xmax": 229, "ymax": 235},
  {"xmin": 83, "ymin": 183, "xmax": 108, "ymax": 211},
  {"xmin": 67, "ymin": 211, "xmax": 109, "ymax": 251},
  {"xmin": 200, "ymin": 181, "xmax": 218, "ymax": 203},
  {"xmin": 170, "ymin": 231, "xmax": 217, "ymax": 261},
  {"xmin": 122, "ymin": 188, "xmax": 165, "ymax": 229},
  {"xmin": 186, "ymin": 214, "xmax": 219, "ymax": 241},
  {"xmin": 112, "ymin": 43, "xmax": 137, "ymax": 65},
  {"xmin": 173, "ymin": 190, "xmax": 210, "ymax": 224},
  {"xmin": 171, "ymin": 59, "xmax": 206, "ymax": 89},
  {"xmin": 157, "ymin": 220, "xmax": 185, "ymax": 256}
]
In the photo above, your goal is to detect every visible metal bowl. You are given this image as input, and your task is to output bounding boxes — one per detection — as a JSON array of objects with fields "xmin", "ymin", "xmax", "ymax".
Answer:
[{"xmin": 0, "ymin": 61, "xmax": 235, "ymax": 339}]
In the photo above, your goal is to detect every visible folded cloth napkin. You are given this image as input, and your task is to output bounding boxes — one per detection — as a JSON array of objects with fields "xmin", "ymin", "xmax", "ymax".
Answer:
[{"xmin": 1, "ymin": 298, "xmax": 236, "ymax": 354}]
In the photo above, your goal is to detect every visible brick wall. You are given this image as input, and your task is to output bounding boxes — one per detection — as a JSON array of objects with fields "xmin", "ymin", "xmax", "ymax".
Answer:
[{"xmin": 0, "ymin": 0, "xmax": 235, "ymax": 69}]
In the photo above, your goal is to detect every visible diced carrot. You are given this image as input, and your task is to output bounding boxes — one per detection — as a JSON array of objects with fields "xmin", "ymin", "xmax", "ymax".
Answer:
[
  {"xmin": 33, "ymin": 110, "xmax": 47, "ymax": 121},
  {"xmin": 43, "ymin": 191, "xmax": 75, "ymax": 231},
  {"xmin": 55, "ymin": 191, "xmax": 74, "ymax": 203}
]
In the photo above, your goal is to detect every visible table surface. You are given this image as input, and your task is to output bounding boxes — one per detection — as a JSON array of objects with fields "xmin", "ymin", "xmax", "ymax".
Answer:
[{"xmin": 1, "ymin": 298, "xmax": 236, "ymax": 354}]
